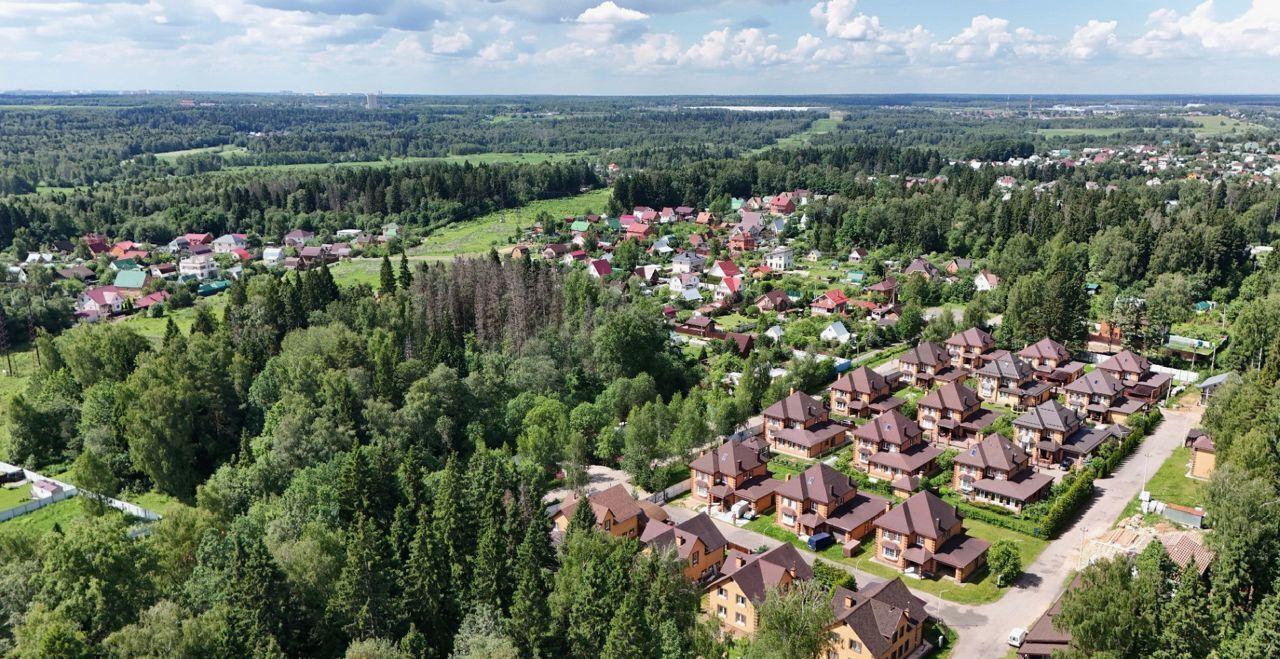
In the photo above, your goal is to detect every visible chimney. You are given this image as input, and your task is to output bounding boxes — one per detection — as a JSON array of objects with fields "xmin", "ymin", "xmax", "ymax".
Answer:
[
  {"xmin": 737, "ymin": 460, "xmax": 743, "ymax": 472},
  {"xmin": 736, "ymin": 556, "xmax": 746, "ymax": 568},
  {"xmin": 844, "ymin": 595, "xmax": 855, "ymax": 608},
  {"xmin": 790, "ymin": 386, "xmax": 796, "ymax": 396},
  {"xmin": 676, "ymin": 535, "xmax": 686, "ymax": 546},
  {"xmin": 885, "ymin": 501, "xmax": 893, "ymax": 513},
  {"xmin": 787, "ymin": 567, "xmax": 797, "ymax": 578}
]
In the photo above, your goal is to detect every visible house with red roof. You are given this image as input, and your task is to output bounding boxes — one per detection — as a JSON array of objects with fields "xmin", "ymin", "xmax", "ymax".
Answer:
[
  {"xmin": 707, "ymin": 260, "xmax": 741, "ymax": 279},
  {"xmin": 810, "ymin": 289, "xmax": 850, "ymax": 316},
  {"xmin": 587, "ymin": 259, "xmax": 613, "ymax": 279}
]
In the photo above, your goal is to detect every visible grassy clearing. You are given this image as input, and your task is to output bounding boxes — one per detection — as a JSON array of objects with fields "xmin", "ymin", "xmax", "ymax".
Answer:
[
  {"xmin": 1186, "ymin": 114, "xmax": 1266, "ymax": 137},
  {"xmin": 754, "ymin": 114, "xmax": 843, "ymax": 153},
  {"xmin": 114, "ymin": 295, "xmax": 229, "ymax": 344},
  {"xmin": 924, "ymin": 620, "xmax": 958, "ymax": 659},
  {"xmin": 153, "ymin": 144, "xmax": 249, "ymax": 162},
  {"xmin": 1119, "ymin": 445, "xmax": 1205, "ymax": 519},
  {"xmin": 0, "ymin": 498, "xmax": 88, "ymax": 533},
  {"xmin": 217, "ymin": 151, "xmax": 590, "ymax": 176},
  {"xmin": 0, "ymin": 484, "xmax": 31, "ymax": 510},
  {"xmin": 409, "ymin": 188, "xmax": 613, "ymax": 258}
]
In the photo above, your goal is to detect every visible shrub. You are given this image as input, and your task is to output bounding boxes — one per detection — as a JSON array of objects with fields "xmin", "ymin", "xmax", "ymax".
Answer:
[{"xmin": 989, "ymin": 540, "xmax": 1023, "ymax": 587}]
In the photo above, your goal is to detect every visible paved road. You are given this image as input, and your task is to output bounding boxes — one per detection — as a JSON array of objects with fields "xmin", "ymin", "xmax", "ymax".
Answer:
[{"xmin": 665, "ymin": 405, "xmax": 1201, "ymax": 658}]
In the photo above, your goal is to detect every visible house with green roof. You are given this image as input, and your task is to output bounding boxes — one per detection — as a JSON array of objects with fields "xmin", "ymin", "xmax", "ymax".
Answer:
[
  {"xmin": 110, "ymin": 258, "xmax": 139, "ymax": 271},
  {"xmin": 570, "ymin": 219, "xmax": 590, "ymax": 233},
  {"xmin": 113, "ymin": 269, "xmax": 149, "ymax": 290}
]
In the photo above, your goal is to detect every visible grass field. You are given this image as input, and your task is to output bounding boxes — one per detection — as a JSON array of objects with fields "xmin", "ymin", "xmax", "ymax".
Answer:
[
  {"xmin": 1119, "ymin": 445, "xmax": 1205, "ymax": 519},
  {"xmin": 216, "ymin": 151, "xmax": 591, "ymax": 176},
  {"xmin": 409, "ymin": 187, "xmax": 613, "ymax": 258},
  {"xmin": 114, "ymin": 295, "xmax": 229, "ymax": 344},
  {"xmin": 753, "ymin": 114, "xmax": 843, "ymax": 153},
  {"xmin": 1186, "ymin": 114, "xmax": 1266, "ymax": 137},
  {"xmin": 153, "ymin": 144, "xmax": 249, "ymax": 162},
  {"xmin": 0, "ymin": 484, "xmax": 31, "ymax": 511},
  {"xmin": 0, "ymin": 498, "xmax": 88, "ymax": 534}
]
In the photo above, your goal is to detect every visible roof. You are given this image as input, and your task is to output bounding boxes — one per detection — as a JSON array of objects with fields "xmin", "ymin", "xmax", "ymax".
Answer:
[
  {"xmin": 899, "ymin": 342, "xmax": 950, "ymax": 368},
  {"xmin": 812, "ymin": 289, "xmax": 849, "ymax": 307},
  {"xmin": 868, "ymin": 444, "xmax": 943, "ymax": 474},
  {"xmin": 1098, "ymin": 350, "xmax": 1151, "ymax": 375},
  {"xmin": 112, "ymin": 269, "xmax": 148, "ymax": 289},
  {"xmin": 558, "ymin": 484, "xmax": 643, "ymax": 526},
  {"xmin": 690, "ymin": 439, "xmax": 766, "ymax": 477},
  {"xmin": 903, "ymin": 258, "xmax": 940, "ymax": 277},
  {"xmin": 875, "ymin": 490, "xmax": 960, "ymax": 540},
  {"xmin": 1197, "ymin": 372, "xmax": 1236, "ymax": 390},
  {"xmin": 830, "ymin": 579, "xmax": 928, "ymax": 658},
  {"xmin": 772, "ymin": 421, "xmax": 846, "ymax": 449},
  {"xmin": 931, "ymin": 534, "xmax": 991, "ymax": 569},
  {"xmin": 1014, "ymin": 400, "xmax": 1082, "ymax": 433},
  {"xmin": 1019, "ymin": 337, "xmax": 1071, "ymax": 363},
  {"xmin": 832, "ymin": 366, "xmax": 888, "ymax": 395},
  {"xmin": 946, "ymin": 326, "xmax": 994, "ymax": 349},
  {"xmin": 762, "ymin": 391, "xmax": 826, "ymax": 423},
  {"xmin": 774, "ymin": 463, "xmax": 856, "ymax": 506},
  {"xmin": 971, "ymin": 470, "xmax": 1054, "ymax": 502},
  {"xmin": 1161, "ymin": 534, "xmax": 1214, "ymax": 575},
  {"xmin": 1065, "ymin": 370, "xmax": 1126, "ymax": 397},
  {"xmin": 1191, "ymin": 433, "xmax": 1215, "ymax": 454},
  {"xmin": 711, "ymin": 260, "xmax": 741, "ymax": 278},
  {"xmin": 954, "ymin": 434, "xmax": 1026, "ymax": 471},
  {"xmin": 853, "ymin": 409, "xmax": 920, "ymax": 446},
  {"xmin": 975, "ymin": 353, "xmax": 1032, "ymax": 380},
  {"xmin": 918, "ymin": 381, "xmax": 980, "ymax": 412},
  {"xmin": 867, "ymin": 277, "xmax": 897, "ymax": 292},
  {"xmin": 713, "ymin": 544, "xmax": 812, "ymax": 603},
  {"xmin": 638, "ymin": 513, "xmax": 727, "ymax": 560}
]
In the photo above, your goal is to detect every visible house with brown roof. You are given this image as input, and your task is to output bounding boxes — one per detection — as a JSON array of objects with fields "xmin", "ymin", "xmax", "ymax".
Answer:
[
  {"xmin": 639, "ymin": 512, "xmax": 729, "ymax": 582},
  {"xmin": 762, "ymin": 391, "xmax": 848, "ymax": 459},
  {"xmin": 552, "ymin": 484, "xmax": 646, "ymax": 539},
  {"xmin": 944, "ymin": 327, "xmax": 997, "ymax": 370},
  {"xmin": 973, "ymin": 353, "xmax": 1053, "ymax": 409},
  {"xmin": 853, "ymin": 410, "xmax": 942, "ymax": 489},
  {"xmin": 678, "ymin": 314, "xmax": 718, "ymax": 338},
  {"xmin": 689, "ymin": 438, "xmax": 779, "ymax": 516},
  {"xmin": 1014, "ymin": 400, "xmax": 1125, "ymax": 469},
  {"xmin": 1019, "ymin": 338, "xmax": 1085, "ymax": 392},
  {"xmin": 867, "ymin": 277, "xmax": 897, "ymax": 303},
  {"xmin": 916, "ymin": 381, "xmax": 999, "ymax": 445},
  {"xmin": 897, "ymin": 342, "xmax": 966, "ymax": 388},
  {"xmin": 1097, "ymin": 350, "xmax": 1172, "ymax": 404},
  {"xmin": 754, "ymin": 289, "xmax": 790, "ymax": 312},
  {"xmin": 1064, "ymin": 370, "xmax": 1148, "ymax": 424},
  {"xmin": 874, "ymin": 491, "xmax": 989, "ymax": 582},
  {"xmin": 825, "ymin": 579, "xmax": 931, "ymax": 659},
  {"xmin": 1189, "ymin": 431, "xmax": 1216, "ymax": 480},
  {"xmin": 953, "ymin": 434, "xmax": 1053, "ymax": 513},
  {"xmin": 903, "ymin": 258, "xmax": 941, "ymax": 280},
  {"xmin": 774, "ymin": 463, "xmax": 891, "ymax": 547},
  {"xmin": 706, "ymin": 543, "xmax": 812, "ymax": 637},
  {"xmin": 829, "ymin": 366, "xmax": 903, "ymax": 419}
]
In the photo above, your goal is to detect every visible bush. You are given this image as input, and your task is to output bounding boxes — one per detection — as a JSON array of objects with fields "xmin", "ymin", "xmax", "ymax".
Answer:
[
  {"xmin": 1036, "ymin": 469, "xmax": 1096, "ymax": 538},
  {"xmin": 989, "ymin": 540, "xmax": 1022, "ymax": 587}
]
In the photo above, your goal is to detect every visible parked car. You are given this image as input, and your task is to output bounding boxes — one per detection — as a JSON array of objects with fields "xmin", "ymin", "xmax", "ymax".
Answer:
[
  {"xmin": 807, "ymin": 532, "xmax": 834, "ymax": 551},
  {"xmin": 1008, "ymin": 628, "xmax": 1027, "ymax": 647}
]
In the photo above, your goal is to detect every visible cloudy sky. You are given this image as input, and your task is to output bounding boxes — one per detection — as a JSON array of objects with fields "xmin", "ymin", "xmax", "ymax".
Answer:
[{"xmin": 0, "ymin": 0, "xmax": 1277, "ymax": 95}]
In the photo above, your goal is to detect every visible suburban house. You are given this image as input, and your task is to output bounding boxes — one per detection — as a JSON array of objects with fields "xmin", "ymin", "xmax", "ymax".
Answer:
[
  {"xmin": 763, "ymin": 246, "xmax": 793, "ymax": 271},
  {"xmin": 76, "ymin": 286, "xmax": 128, "ymax": 319},
  {"xmin": 810, "ymin": 289, "xmax": 850, "ymax": 316},
  {"xmin": 762, "ymin": 391, "xmax": 848, "ymax": 459},
  {"xmin": 944, "ymin": 327, "xmax": 997, "ymax": 370},
  {"xmin": 754, "ymin": 289, "xmax": 790, "ymax": 312},
  {"xmin": 821, "ymin": 321, "xmax": 852, "ymax": 345},
  {"xmin": 706, "ymin": 544, "xmax": 812, "ymax": 637},
  {"xmin": 867, "ymin": 277, "xmax": 898, "ymax": 303},
  {"xmin": 672, "ymin": 252, "xmax": 706, "ymax": 274},
  {"xmin": 945, "ymin": 258, "xmax": 973, "ymax": 274},
  {"xmin": 848, "ymin": 247, "xmax": 869, "ymax": 263},
  {"xmin": 212, "ymin": 233, "xmax": 247, "ymax": 253},
  {"xmin": 829, "ymin": 366, "xmax": 903, "ymax": 419},
  {"xmin": 262, "ymin": 247, "xmax": 286, "ymax": 268},
  {"xmin": 678, "ymin": 315, "xmax": 717, "ymax": 338},
  {"xmin": 1096, "ymin": 350, "xmax": 1172, "ymax": 404},
  {"xmin": 639, "ymin": 513, "xmax": 729, "ymax": 582},
  {"xmin": 853, "ymin": 409, "xmax": 942, "ymax": 487},
  {"xmin": 953, "ymin": 434, "xmax": 1054, "ymax": 513},
  {"xmin": 1188, "ymin": 430, "xmax": 1216, "ymax": 480},
  {"xmin": 1019, "ymin": 337, "xmax": 1085, "ymax": 392},
  {"xmin": 973, "ymin": 353, "xmax": 1053, "ymax": 410},
  {"xmin": 1064, "ymin": 370, "xmax": 1148, "ymax": 424},
  {"xmin": 179, "ymin": 253, "xmax": 219, "ymax": 280},
  {"xmin": 903, "ymin": 258, "xmax": 942, "ymax": 280},
  {"xmin": 284, "ymin": 229, "xmax": 314, "ymax": 247},
  {"xmin": 916, "ymin": 381, "xmax": 999, "ymax": 445},
  {"xmin": 707, "ymin": 260, "xmax": 741, "ymax": 280},
  {"xmin": 1014, "ymin": 399, "xmax": 1124, "ymax": 469},
  {"xmin": 825, "ymin": 579, "xmax": 931, "ymax": 659},
  {"xmin": 973, "ymin": 270, "xmax": 1001, "ymax": 292},
  {"xmin": 897, "ymin": 342, "xmax": 966, "ymax": 388},
  {"xmin": 773, "ymin": 463, "xmax": 891, "ymax": 547},
  {"xmin": 873, "ymin": 490, "xmax": 990, "ymax": 582},
  {"xmin": 728, "ymin": 231, "xmax": 757, "ymax": 254},
  {"xmin": 714, "ymin": 276, "xmax": 742, "ymax": 301},
  {"xmin": 688, "ymin": 437, "xmax": 779, "ymax": 517},
  {"xmin": 112, "ymin": 268, "xmax": 149, "ymax": 292},
  {"xmin": 552, "ymin": 484, "xmax": 646, "ymax": 539}
]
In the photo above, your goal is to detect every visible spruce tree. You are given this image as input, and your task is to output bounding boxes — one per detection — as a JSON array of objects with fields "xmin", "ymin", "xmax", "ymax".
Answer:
[
  {"xmin": 601, "ymin": 589, "xmax": 649, "ymax": 659},
  {"xmin": 566, "ymin": 492, "xmax": 598, "ymax": 536},
  {"xmin": 380, "ymin": 255, "xmax": 396, "ymax": 295},
  {"xmin": 509, "ymin": 518, "xmax": 554, "ymax": 658},
  {"xmin": 1152, "ymin": 567, "xmax": 1215, "ymax": 659},
  {"xmin": 328, "ymin": 511, "xmax": 396, "ymax": 642},
  {"xmin": 399, "ymin": 252, "xmax": 412, "ymax": 290}
]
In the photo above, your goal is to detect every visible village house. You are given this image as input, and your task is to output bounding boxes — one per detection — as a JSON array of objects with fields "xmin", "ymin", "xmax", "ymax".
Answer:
[
  {"xmin": 707, "ymin": 260, "xmax": 741, "ymax": 280},
  {"xmin": 762, "ymin": 391, "xmax": 848, "ymax": 459},
  {"xmin": 945, "ymin": 258, "xmax": 973, "ymax": 274},
  {"xmin": 774, "ymin": 463, "xmax": 892, "ymax": 547},
  {"xmin": 552, "ymin": 484, "xmax": 646, "ymax": 539},
  {"xmin": 953, "ymin": 434, "xmax": 1054, "ymax": 513},
  {"xmin": 587, "ymin": 259, "xmax": 613, "ymax": 279},
  {"xmin": 542, "ymin": 243, "xmax": 568, "ymax": 260},
  {"xmin": 874, "ymin": 490, "xmax": 990, "ymax": 582},
  {"xmin": 112, "ymin": 268, "xmax": 150, "ymax": 292},
  {"xmin": 284, "ymin": 229, "xmax": 315, "ymax": 247},
  {"xmin": 727, "ymin": 231, "xmax": 757, "ymax": 254},
  {"xmin": 754, "ymin": 289, "xmax": 789, "ymax": 313},
  {"xmin": 829, "ymin": 366, "xmax": 903, "ymax": 419},
  {"xmin": 973, "ymin": 270, "xmax": 1001, "ymax": 292},
  {"xmin": 670, "ymin": 272, "xmax": 701, "ymax": 294},
  {"xmin": 903, "ymin": 257, "xmax": 942, "ymax": 280},
  {"xmin": 179, "ymin": 253, "xmax": 219, "ymax": 280},
  {"xmin": 973, "ymin": 353, "xmax": 1053, "ymax": 410},
  {"xmin": 867, "ymin": 277, "xmax": 898, "ymax": 304},
  {"xmin": 825, "ymin": 579, "xmax": 931, "ymax": 659},
  {"xmin": 1064, "ymin": 370, "xmax": 1148, "ymax": 425},
  {"xmin": 689, "ymin": 437, "xmax": 779, "ymax": 517},
  {"xmin": 134, "ymin": 290, "xmax": 171, "ymax": 312},
  {"xmin": 944, "ymin": 326, "xmax": 998, "ymax": 370},
  {"xmin": 821, "ymin": 321, "xmax": 852, "ymax": 345},
  {"xmin": 262, "ymin": 247, "xmax": 285, "ymax": 268},
  {"xmin": 810, "ymin": 289, "xmax": 850, "ymax": 316},
  {"xmin": 75, "ymin": 286, "xmax": 127, "ymax": 320},
  {"xmin": 1188, "ymin": 429, "xmax": 1216, "ymax": 480},
  {"xmin": 1015, "ymin": 399, "xmax": 1125, "ymax": 469},
  {"xmin": 769, "ymin": 194, "xmax": 795, "ymax": 215},
  {"xmin": 763, "ymin": 246, "xmax": 793, "ymax": 271},
  {"xmin": 916, "ymin": 381, "xmax": 999, "ymax": 445},
  {"xmin": 897, "ymin": 342, "xmax": 965, "ymax": 388},
  {"xmin": 714, "ymin": 276, "xmax": 742, "ymax": 302},
  {"xmin": 1096, "ymin": 350, "xmax": 1173, "ymax": 404},
  {"xmin": 706, "ymin": 544, "xmax": 812, "ymax": 637},
  {"xmin": 1018, "ymin": 337, "xmax": 1085, "ymax": 392},
  {"xmin": 678, "ymin": 315, "xmax": 717, "ymax": 338},
  {"xmin": 31, "ymin": 480, "xmax": 63, "ymax": 500},
  {"xmin": 212, "ymin": 233, "xmax": 247, "ymax": 254},
  {"xmin": 853, "ymin": 409, "xmax": 942, "ymax": 488},
  {"xmin": 639, "ymin": 512, "xmax": 729, "ymax": 582},
  {"xmin": 672, "ymin": 251, "xmax": 706, "ymax": 274}
]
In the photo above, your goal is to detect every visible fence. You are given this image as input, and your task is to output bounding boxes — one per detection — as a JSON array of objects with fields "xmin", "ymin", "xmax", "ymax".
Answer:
[
  {"xmin": 0, "ymin": 460, "xmax": 162, "ymax": 523},
  {"xmin": 0, "ymin": 488, "xmax": 78, "ymax": 523},
  {"xmin": 645, "ymin": 480, "xmax": 691, "ymax": 505}
]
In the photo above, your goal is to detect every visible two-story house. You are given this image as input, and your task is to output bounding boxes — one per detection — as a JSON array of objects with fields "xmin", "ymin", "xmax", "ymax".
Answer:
[
  {"xmin": 952, "ymin": 434, "xmax": 1053, "ymax": 513},
  {"xmin": 825, "ymin": 579, "xmax": 931, "ymax": 659},
  {"xmin": 1097, "ymin": 350, "xmax": 1172, "ymax": 405},
  {"xmin": 774, "ymin": 463, "xmax": 891, "ymax": 547},
  {"xmin": 810, "ymin": 289, "xmax": 850, "ymax": 316},
  {"xmin": 688, "ymin": 438, "xmax": 779, "ymax": 516},
  {"xmin": 639, "ymin": 512, "xmax": 729, "ymax": 582},
  {"xmin": 829, "ymin": 366, "xmax": 903, "ymax": 419},
  {"xmin": 764, "ymin": 246, "xmax": 794, "ymax": 271},
  {"xmin": 897, "ymin": 342, "xmax": 965, "ymax": 388},
  {"xmin": 763, "ymin": 391, "xmax": 848, "ymax": 459},
  {"xmin": 916, "ymin": 382, "xmax": 999, "ymax": 446},
  {"xmin": 852, "ymin": 410, "xmax": 942, "ymax": 489},
  {"xmin": 1018, "ymin": 337, "xmax": 1086, "ymax": 392},
  {"xmin": 1063, "ymin": 370, "xmax": 1148, "ymax": 424},
  {"xmin": 1014, "ymin": 399, "xmax": 1126, "ymax": 469},
  {"xmin": 973, "ymin": 353, "xmax": 1053, "ymax": 410},
  {"xmin": 944, "ymin": 327, "xmax": 998, "ymax": 370},
  {"xmin": 552, "ymin": 484, "xmax": 646, "ymax": 539},
  {"xmin": 706, "ymin": 544, "xmax": 812, "ymax": 637},
  {"xmin": 873, "ymin": 491, "xmax": 990, "ymax": 582}
]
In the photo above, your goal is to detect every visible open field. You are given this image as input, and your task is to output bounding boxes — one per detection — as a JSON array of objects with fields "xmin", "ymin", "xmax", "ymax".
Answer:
[
  {"xmin": 114, "ymin": 295, "xmax": 229, "ymax": 344},
  {"xmin": 1186, "ymin": 114, "xmax": 1266, "ymax": 137},
  {"xmin": 153, "ymin": 144, "xmax": 249, "ymax": 161},
  {"xmin": 1119, "ymin": 445, "xmax": 1206, "ymax": 519},
  {"xmin": 409, "ymin": 187, "xmax": 613, "ymax": 258},
  {"xmin": 753, "ymin": 114, "xmax": 842, "ymax": 152},
  {"xmin": 215, "ymin": 151, "xmax": 591, "ymax": 176},
  {"xmin": 0, "ymin": 498, "xmax": 87, "ymax": 533}
]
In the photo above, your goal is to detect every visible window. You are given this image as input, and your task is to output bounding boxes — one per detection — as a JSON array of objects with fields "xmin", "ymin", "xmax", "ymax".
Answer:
[
  {"xmin": 603, "ymin": 519, "xmax": 612, "ymax": 531},
  {"xmin": 736, "ymin": 594, "xmax": 746, "ymax": 607},
  {"xmin": 718, "ymin": 588, "xmax": 727, "ymax": 599},
  {"xmin": 848, "ymin": 639, "xmax": 862, "ymax": 652},
  {"xmin": 691, "ymin": 551, "xmax": 700, "ymax": 565},
  {"xmin": 717, "ymin": 605, "xmax": 727, "ymax": 618},
  {"xmin": 734, "ymin": 613, "xmax": 747, "ymax": 625},
  {"xmin": 883, "ymin": 547, "xmax": 900, "ymax": 561}
]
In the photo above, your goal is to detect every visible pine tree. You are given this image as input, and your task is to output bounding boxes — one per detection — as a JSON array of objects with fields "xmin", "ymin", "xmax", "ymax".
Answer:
[
  {"xmin": 162, "ymin": 317, "xmax": 182, "ymax": 349},
  {"xmin": 401, "ymin": 508, "xmax": 453, "ymax": 658},
  {"xmin": 509, "ymin": 518, "xmax": 554, "ymax": 658},
  {"xmin": 400, "ymin": 623, "xmax": 429, "ymax": 659},
  {"xmin": 380, "ymin": 255, "xmax": 396, "ymax": 295},
  {"xmin": 467, "ymin": 524, "xmax": 504, "ymax": 612},
  {"xmin": 1221, "ymin": 588, "xmax": 1280, "ymax": 658},
  {"xmin": 601, "ymin": 589, "xmax": 649, "ymax": 659},
  {"xmin": 1152, "ymin": 567, "xmax": 1215, "ymax": 659},
  {"xmin": 566, "ymin": 492, "xmax": 598, "ymax": 536},
  {"xmin": 399, "ymin": 252, "xmax": 412, "ymax": 290},
  {"xmin": 191, "ymin": 305, "xmax": 217, "ymax": 336}
]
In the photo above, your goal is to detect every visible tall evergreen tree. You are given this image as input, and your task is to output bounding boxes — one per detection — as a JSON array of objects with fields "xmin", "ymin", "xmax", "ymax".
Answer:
[
  {"xmin": 399, "ymin": 252, "xmax": 412, "ymax": 290},
  {"xmin": 380, "ymin": 255, "xmax": 396, "ymax": 295},
  {"xmin": 508, "ymin": 517, "xmax": 554, "ymax": 658},
  {"xmin": 328, "ymin": 511, "xmax": 397, "ymax": 642}
]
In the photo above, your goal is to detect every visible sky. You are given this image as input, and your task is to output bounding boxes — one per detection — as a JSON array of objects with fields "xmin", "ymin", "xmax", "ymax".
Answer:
[{"xmin": 0, "ymin": 0, "xmax": 1277, "ymax": 95}]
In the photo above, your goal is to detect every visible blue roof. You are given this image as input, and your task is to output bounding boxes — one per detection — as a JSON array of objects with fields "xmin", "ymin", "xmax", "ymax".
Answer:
[{"xmin": 113, "ymin": 269, "xmax": 147, "ymax": 289}]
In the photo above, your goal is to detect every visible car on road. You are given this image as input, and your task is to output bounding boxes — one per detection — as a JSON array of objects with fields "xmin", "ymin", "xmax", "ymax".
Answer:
[{"xmin": 1008, "ymin": 627, "xmax": 1027, "ymax": 647}]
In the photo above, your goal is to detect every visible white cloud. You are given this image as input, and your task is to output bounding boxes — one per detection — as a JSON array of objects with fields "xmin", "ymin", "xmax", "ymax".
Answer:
[
  {"xmin": 810, "ymin": 0, "xmax": 883, "ymax": 41},
  {"xmin": 1129, "ymin": 0, "xmax": 1280, "ymax": 58},
  {"xmin": 432, "ymin": 28, "xmax": 472, "ymax": 54},
  {"xmin": 573, "ymin": 1, "xmax": 649, "ymax": 24},
  {"xmin": 1066, "ymin": 19, "xmax": 1116, "ymax": 59}
]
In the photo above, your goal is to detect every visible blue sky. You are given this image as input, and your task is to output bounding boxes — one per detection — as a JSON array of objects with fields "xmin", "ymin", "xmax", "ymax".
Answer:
[{"xmin": 0, "ymin": 0, "xmax": 1276, "ymax": 94}]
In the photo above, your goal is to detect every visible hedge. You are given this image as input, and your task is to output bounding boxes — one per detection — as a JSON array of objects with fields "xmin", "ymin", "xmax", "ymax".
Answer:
[{"xmin": 942, "ymin": 491, "xmax": 1043, "ymax": 537}]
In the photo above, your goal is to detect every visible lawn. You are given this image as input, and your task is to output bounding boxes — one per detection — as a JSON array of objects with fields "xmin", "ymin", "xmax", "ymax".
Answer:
[
  {"xmin": 1118, "ymin": 445, "xmax": 1205, "ymax": 519},
  {"xmin": 743, "ymin": 515, "xmax": 1048, "ymax": 605},
  {"xmin": 0, "ymin": 498, "xmax": 88, "ymax": 534},
  {"xmin": 0, "ymin": 484, "xmax": 31, "ymax": 511},
  {"xmin": 753, "ymin": 114, "xmax": 843, "ymax": 152},
  {"xmin": 715, "ymin": 313, "xmax": 754, "ymax": 332},
  {"xmin": 114, "ymin": 295, "xmax": 229, "ymax": 344},
  {"xmin": 153, "ymin": 144, "xmax": 249, "ymax": 162},
  {"xmin": 924, "ymin": 621, "xmax": 958, "ymax": 659},
  {"xmin": 0, "ymin": 347, "xmax": 39, "ymax": 447},
  {"xmin": 1185, "ymin": 114, "xmax": 1266, "ymax": 137},
  {"xmin": 408, "ymin": 188, "xmax": 613, "ymax": 258},
  {"xmin": 766, "ymin": 460, "xmax": 804, "ymax": 480}
]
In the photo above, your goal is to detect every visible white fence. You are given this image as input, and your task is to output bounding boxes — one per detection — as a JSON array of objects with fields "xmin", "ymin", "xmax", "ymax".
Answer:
[
  {"xmin": 0, "ymin": 488, "xmax": 78, "ymax": 523},
  {"xmin": 645, "ymin": 480, "xmax": 691, "ymax": 504},
  {"xmin": 0, "ymin": 460, "xmax": 162, "ymax": 523}
]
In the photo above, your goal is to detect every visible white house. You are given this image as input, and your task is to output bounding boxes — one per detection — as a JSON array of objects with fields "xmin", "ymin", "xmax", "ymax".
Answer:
[
  {"xmin": 76, "ymin": 286, "xmax": 126, "ymax": 320},
  {"xmin": 671, "ymin": 252, "xmax": 705, "ymax": 274},
  {"xmin": 179, "ymin": 253, "xmax": 219, "ymax": 280},
  {"xmin": 765, "ymin": 325, "xmax": 785, "ymax": 342},
  {"xmin": 820, "ymin": 321, "xmax": 852, "ymax": 344},
  {"xmin": 212, "ymin": 233, "xmax": 247, "ymax": 254},
  {"xmin": 764, "ymin": 246, "xmax": 794, "ymax": 271},
  {"xmin": 262, "ymin": 247, "xmax": 285, "ymax": 268},
  {"xmin": 669, "ymin": 273, "xmax": 700, "ymax": 294},
  {"xmin": 974, "ymin": 270, "xmax": 1001, "ymax": 292}
]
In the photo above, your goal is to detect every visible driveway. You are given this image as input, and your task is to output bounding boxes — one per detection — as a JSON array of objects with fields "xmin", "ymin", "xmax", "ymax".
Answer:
[{"xmin": 664, "ymin": 405, "xmax": 1202, "ymax": 658}]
